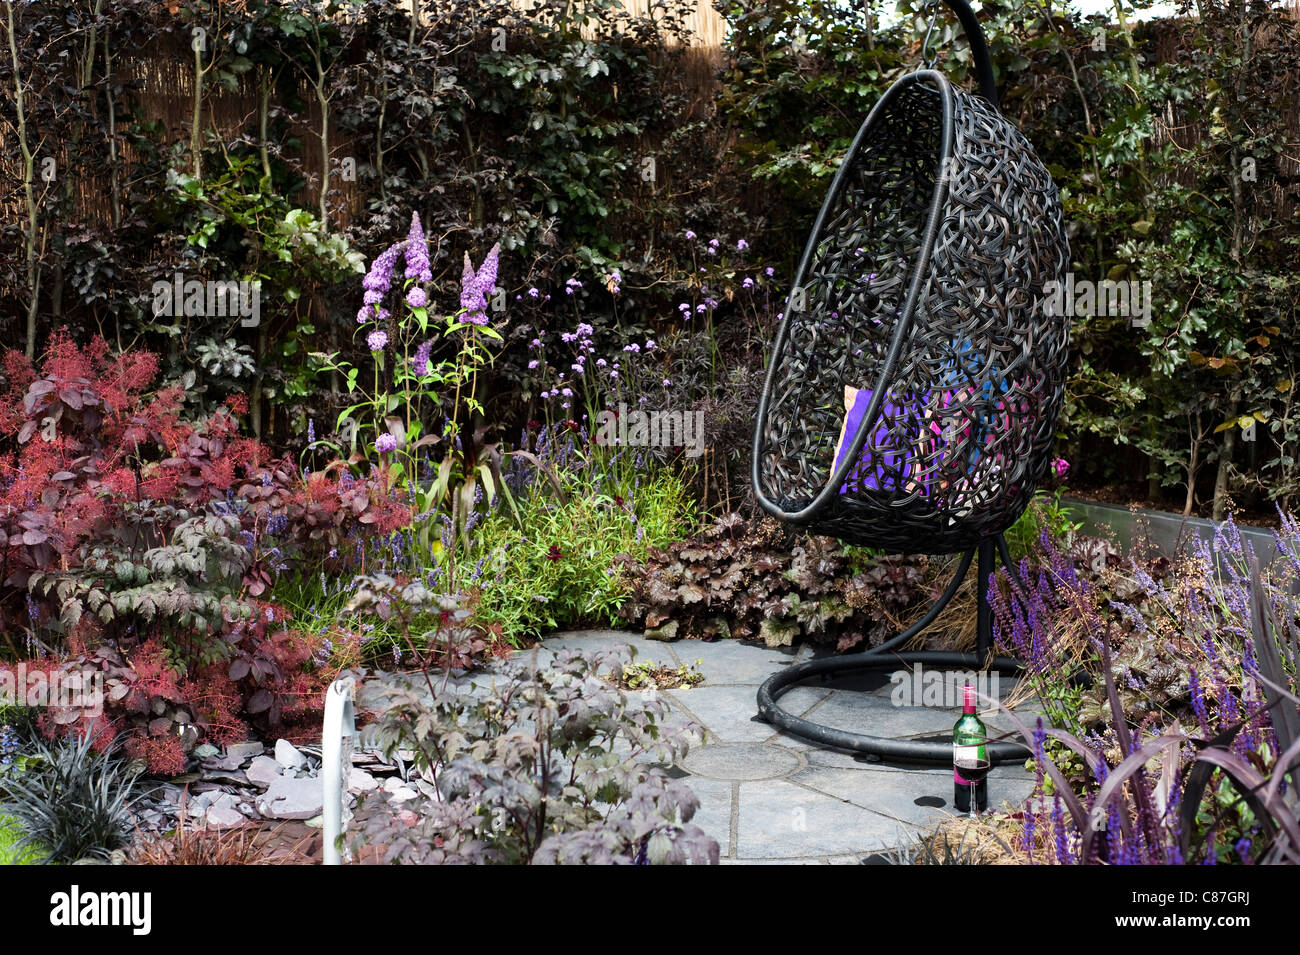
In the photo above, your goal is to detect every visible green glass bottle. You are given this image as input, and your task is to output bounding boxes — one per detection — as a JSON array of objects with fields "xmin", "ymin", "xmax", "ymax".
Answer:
[{"xmin": 952, "ymin": 682, "xmax": 989, "ymax": 813}]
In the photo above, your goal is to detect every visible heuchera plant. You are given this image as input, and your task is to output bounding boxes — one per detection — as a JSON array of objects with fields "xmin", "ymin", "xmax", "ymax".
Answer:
[{"xmin": 616, "ymin": 512, "xmax": 925, "ymax": 650}]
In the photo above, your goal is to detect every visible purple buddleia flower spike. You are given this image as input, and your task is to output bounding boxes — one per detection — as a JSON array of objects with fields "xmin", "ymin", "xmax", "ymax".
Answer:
[
  {"xmin": 460, "ymin": 242, "xmax": 502, "ymax": 326},
  {"xmin": 404, "ymin": 212, "xmax": 433, "ymax": 283},
  {"xmin": 412, "ymin": 340, "xmax": 433, "ymax": 377},
  {"xmin": 362, "ymin": 240, "xmax": 406, "ymax": 299}
]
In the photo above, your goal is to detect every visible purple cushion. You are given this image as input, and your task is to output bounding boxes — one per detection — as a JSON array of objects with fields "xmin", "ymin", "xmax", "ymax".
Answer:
[{"xmin": 832, "ymin": 385, "xmax": 932, "ymax": 494}]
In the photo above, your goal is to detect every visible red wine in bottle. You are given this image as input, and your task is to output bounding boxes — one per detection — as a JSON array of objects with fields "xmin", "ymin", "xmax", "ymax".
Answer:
[{"xmin": 953, "ymin": 682, "xmax": 988, "ymax": 813}]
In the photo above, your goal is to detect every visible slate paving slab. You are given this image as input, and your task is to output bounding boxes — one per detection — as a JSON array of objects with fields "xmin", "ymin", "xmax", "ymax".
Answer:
[
  {"xmin": 680, "ymin": 777, "xmax": 734, "ymax": 856},
  {"xmin": 735, "ymin": 779, "xmax": 920, "ymax": 859},
  {"xmin": 666, "ymin": 683, "xmax": 829, "ymax": 744},
  {"xmin": 525, "ymin": 629, "xmax": 1044, "ymax": 865},
  {"xmin": 675, "ymin": 638, "xmax": 806, "ymax": 686}
]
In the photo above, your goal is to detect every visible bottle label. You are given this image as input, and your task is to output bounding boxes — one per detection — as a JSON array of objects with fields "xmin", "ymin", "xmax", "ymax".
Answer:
[{"xmin": 953, "ymin": 744, "xmax": 980, "ymax": 764}]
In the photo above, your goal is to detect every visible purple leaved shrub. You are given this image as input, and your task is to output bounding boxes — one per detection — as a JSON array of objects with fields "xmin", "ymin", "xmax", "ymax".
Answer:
[{"xmin": 347, "ymin": 644, "xmax": 719, "ymax": 865}]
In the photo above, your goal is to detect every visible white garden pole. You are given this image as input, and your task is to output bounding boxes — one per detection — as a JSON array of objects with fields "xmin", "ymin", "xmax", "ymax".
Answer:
[{"xmin": 322, "ymin": 677, "xmax": 357, "ymax": 865}]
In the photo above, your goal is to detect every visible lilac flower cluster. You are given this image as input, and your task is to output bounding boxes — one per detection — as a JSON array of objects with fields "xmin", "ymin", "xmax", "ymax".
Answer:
[
  {"xmin": 358, "ymin": 211, "xmax": 434, "ymax": 338},
  {"xmin": 359, "ymin": 240, "xmax": 404, "ymax": 323},
  {"xmin": 405, "ymin": 213, "xmax": 433, "ymax": 283},
  {"xmin": 412, "ymin": 339, "xmax": 433, "ymax": 377},
  {"xmin": 460, "ymin": 243, "xmax": 501, "ymax": 326}
]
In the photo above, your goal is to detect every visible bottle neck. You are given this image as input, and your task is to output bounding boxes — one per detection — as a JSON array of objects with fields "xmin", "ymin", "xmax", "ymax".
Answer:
[{"xmin": 962, "ymin": 683, "xmax": 976, "ymax": 714}]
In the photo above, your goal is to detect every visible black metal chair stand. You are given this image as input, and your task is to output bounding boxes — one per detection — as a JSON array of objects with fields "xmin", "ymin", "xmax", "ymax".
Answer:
[
  {"xmin": 750, "ymin": 0, "xmax": 1070, "ymax": 764},
  {"xmin": 755, "ymin": 536, "xmax": 1028, "ymax": 762}
]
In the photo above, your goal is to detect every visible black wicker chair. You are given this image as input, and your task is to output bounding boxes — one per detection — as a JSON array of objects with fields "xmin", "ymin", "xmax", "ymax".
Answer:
[{"xmin": 750, "ymin": 0, "xmax": 1069, "ymax": 762}]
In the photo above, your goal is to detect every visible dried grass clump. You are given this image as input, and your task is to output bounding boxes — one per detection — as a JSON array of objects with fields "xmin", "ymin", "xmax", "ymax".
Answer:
[{"xmin": 900, "ymin": 814, "xmax": 1038, "ymax": 866}]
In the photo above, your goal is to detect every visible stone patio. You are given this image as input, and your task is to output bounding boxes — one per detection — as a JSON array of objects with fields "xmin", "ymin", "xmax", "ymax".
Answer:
[{"xmin": 531, "ymin": 630, "xmax": 1041, "ymax": 865}]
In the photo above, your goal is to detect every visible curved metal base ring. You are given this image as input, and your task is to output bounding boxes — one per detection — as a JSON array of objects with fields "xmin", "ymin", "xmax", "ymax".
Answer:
[
  {"xmin": 756, "ymin": 650, "xmax": 1028, "ymax": 763},
  {"xmin": 755, "ymin": 540, "xmax": 1030, "ymax": 764}
]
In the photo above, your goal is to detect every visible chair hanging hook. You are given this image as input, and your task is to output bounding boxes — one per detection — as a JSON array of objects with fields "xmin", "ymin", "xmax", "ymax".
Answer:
[{"xmin": 921, "ymin": 1, "xmax": 944, "ymax": 69}]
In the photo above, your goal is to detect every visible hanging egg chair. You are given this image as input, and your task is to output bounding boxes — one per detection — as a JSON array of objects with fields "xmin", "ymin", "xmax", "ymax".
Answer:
[{"xmin": 751, "ymin": 0, "xmax": 1069, "ymax": 762}]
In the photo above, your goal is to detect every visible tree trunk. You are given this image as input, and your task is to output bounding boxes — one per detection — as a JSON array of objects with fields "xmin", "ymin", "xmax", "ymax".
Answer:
[
  {"xmin": 191, "ymin": 40, "xmax": 204, "ymax": 178},
  {"xmin": 6, "ymin": 1, "xmax": 42, "ymax": 358},
  {"xmin": 317, "ymin": 79, "xmax": 330, "ymax": 230},
  {"xmin": 105, "ymin": 32, "xmax": 121, "ymax": 230},
  {"xmin": 251, "ymin": 323, "xmax": 267, "ymax": 439},
  {"xmin": 1212, "ymin": 393, "xmax": 1239, "ymax": 521},
  {"xmin": 259, "ymin": 68, "xmax": 273, "ymax": 181},
  {"xmin": 1183, "ymin": 410, "xmax": 1200, "ymax": 517}
]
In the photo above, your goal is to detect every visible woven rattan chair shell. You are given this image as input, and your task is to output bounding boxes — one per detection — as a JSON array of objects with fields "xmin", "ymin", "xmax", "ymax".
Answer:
[{"xmin": 752, "ymin": 69, "xmax": 1070, "ymax": 554}]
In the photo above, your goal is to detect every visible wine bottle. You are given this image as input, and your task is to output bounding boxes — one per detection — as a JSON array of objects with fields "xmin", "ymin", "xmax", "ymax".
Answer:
[{"xmin": 952, "ymin": 682, "xmax": 988, "ymax": 813}]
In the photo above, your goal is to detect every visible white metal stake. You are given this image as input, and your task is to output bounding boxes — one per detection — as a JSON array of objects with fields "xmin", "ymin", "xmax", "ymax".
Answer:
[{"xmin": 322, "ymin": 677, "xmax": 357, "ymax": 865}]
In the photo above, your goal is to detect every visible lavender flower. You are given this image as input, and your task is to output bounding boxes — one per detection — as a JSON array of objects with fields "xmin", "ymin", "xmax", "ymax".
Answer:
[
  {"xmin": 376, "ymin": 433, "xmax": 398, "ymax": 453},
  {"xmin": 367, "ymin": 329, "xmax": 388, "ymax": 351},
  {"xmin": 407, "ymin": 287, "xmax": 428, "ymax": 308}
]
